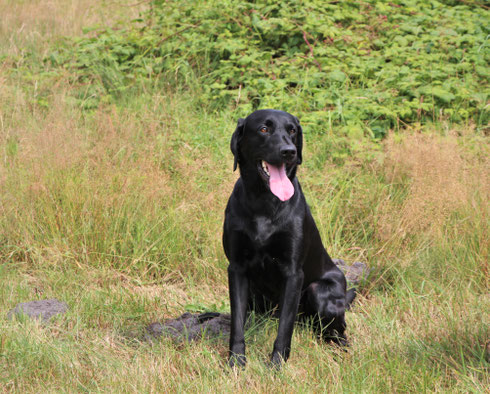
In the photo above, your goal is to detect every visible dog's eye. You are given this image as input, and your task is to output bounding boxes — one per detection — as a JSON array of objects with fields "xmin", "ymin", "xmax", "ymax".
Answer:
[
  {"xmin": 289, "ymin": 128, "xmax": 296, "ymax": 135},
  {"xmin": 259, "ymin": 126, "xmax": 268, "ymax": 133}
]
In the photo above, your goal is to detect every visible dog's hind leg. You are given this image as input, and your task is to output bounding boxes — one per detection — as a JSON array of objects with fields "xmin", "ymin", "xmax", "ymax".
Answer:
[
  {"xmin": 346, "ymin": 288, "xmax": 356, "ymax": 310},
  {"xmin": 302, "ymin": 278, "xmax": 349, "ymax": 345}
]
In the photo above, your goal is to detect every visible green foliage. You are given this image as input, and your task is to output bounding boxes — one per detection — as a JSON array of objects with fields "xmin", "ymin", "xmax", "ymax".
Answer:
[{"xmin": 52, "ymin": 0, "xmax": 489, "ymax": 135}]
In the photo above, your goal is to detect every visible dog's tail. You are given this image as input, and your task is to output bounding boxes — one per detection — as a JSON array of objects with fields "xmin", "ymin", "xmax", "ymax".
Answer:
[{"xmin": 345, "ymin": 288, "xmax": 356, "ymax": 310}]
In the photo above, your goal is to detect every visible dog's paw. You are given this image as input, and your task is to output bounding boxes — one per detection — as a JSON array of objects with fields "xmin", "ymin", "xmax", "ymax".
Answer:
[
  {"xmin": 323, "ymin": 332, "xmax": 349, "ymax": 349},
  {"xmin": 334, "ymin": 336, "xmax": 349, "ymax": 349},
  {"xmin": 228, "ymin": 353, "xmax": 247, "ymax": 369},
  {"xmin": 269, "ymin": 352, "xmax": 285, "ymax": 370}
]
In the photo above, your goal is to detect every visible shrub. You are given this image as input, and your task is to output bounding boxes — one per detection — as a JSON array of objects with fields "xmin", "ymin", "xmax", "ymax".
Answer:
[{"xmin": 52, "ymin": 0, "xmax": 489, "ymax": 135}]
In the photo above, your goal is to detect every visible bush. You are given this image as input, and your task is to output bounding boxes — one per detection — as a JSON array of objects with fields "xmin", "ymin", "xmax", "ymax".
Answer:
[{"xmin": 52, "ymin": 0, "xmax": 489, "ymax": 135}]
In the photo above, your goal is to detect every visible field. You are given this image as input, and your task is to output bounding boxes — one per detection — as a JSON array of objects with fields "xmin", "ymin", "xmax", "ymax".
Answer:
[{"xmin": 0, "ymin": 0, "xmax": 488, "ymax": 392}]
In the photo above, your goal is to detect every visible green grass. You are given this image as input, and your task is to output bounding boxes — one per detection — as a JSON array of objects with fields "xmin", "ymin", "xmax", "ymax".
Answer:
[{"xmin": 0, "ymin": 1, "xmax": 489, "ymax": 392}]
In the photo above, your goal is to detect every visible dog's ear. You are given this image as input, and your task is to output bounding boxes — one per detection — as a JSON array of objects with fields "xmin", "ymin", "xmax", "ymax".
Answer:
[
  {"xmin": 295, "ymin": 118, "xmax": 303, "ymax": 165},
  {"xmin": 231, "ymin": 118, "xmax": 245, "ymax": 171}
]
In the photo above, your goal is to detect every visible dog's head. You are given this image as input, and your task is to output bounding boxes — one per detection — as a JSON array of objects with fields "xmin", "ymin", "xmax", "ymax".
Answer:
[{"xmin": 230, "ymin": 109, "xmax": 303, "ymax": 202}]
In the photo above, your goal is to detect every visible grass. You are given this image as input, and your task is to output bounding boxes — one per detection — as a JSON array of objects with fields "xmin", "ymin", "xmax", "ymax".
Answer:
[{"xmin": 0, "ymin": 1, "xmax": 489, "ymax": 392}]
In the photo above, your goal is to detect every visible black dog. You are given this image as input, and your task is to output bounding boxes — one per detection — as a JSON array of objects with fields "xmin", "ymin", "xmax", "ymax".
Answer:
[{"xmin": 223, "ymin": 109, "xmax": 355, "ymax": 368}]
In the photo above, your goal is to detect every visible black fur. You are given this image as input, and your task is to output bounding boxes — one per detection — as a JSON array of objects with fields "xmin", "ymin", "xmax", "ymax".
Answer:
[{"xmin": 223, "ymin": 109, "xmax": 355, "ymax": 368}]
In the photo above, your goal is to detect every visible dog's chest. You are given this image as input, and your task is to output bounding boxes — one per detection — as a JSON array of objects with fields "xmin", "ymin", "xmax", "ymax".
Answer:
[
  {"xmin": 246, "ymin": 216, "xmax": 287, "ymax": 272},
  {"xmin": 250, "ymin": 216, "xmax": 274, "ymax": 246}
]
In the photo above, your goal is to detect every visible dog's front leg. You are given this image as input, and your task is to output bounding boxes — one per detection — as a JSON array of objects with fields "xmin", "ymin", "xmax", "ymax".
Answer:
[
  {"xmin": 271, "ymin": 270, "xmax": 304, "ymax": 368},
  {"xmin": 228, "ymin": 265, "xmax": 249, "ymax": 368}
]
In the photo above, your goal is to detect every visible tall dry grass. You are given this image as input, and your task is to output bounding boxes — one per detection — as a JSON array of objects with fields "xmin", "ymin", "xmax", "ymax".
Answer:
[
  {"xmin": 380, "ymin": 132, "xmax": 488, "ymax": 240},
  {"xmin": 0, "ymin": 0, "xmax": 145, "ymax": 53},
  {"xmin": 1, "ymin": 82, "xmax": 488, "ymax": 394},
  {"xmin": 0, "ymin": 84, "xmax": 235, "ymax": 287}
]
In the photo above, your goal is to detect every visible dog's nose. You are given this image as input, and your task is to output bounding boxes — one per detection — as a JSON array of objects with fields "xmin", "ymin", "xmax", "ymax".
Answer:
[{"xmin": 280, "ymin": 146, "xmax": 297, "ymax": 161}]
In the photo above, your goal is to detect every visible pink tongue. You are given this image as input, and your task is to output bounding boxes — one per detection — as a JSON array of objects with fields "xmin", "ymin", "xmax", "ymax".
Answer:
[{"xmin": 267, "ymin": 162, "xmax": 294, "ymax": 201}]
